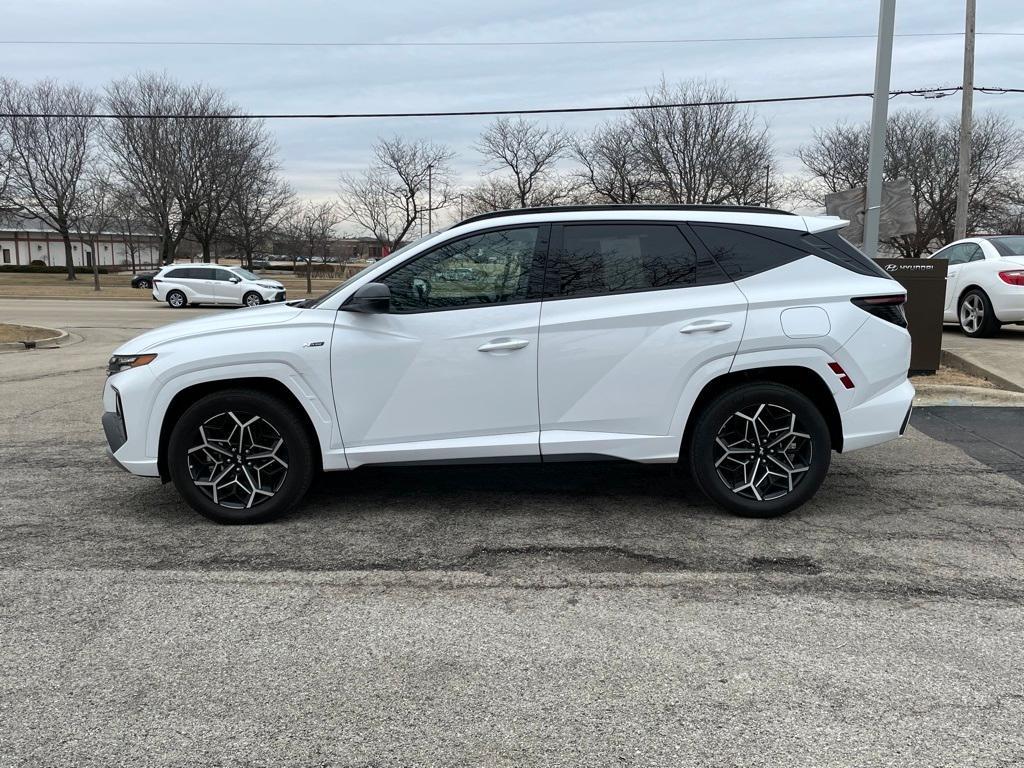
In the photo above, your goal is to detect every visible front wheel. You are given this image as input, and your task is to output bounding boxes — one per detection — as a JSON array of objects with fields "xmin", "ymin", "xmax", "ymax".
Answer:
[
  {"xmin": 243, "ymin": 291, "xmax": 263, "ymax": 308},
  {"xmin": 958, "ymin": 289, "xmax": 1000, "ymax": 337},
  {"xmin": 167, "ymin": 389, "xmax": 315, "ymax": 523},
  {"xmin": 686, "ymin": 383, "xmax": 831, "ymax": 518}
]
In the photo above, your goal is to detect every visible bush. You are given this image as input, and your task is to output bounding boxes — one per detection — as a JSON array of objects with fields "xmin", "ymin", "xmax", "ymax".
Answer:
[{"xmin": 0, "ymin": 264, "xmax": 108, "ymax": 274}]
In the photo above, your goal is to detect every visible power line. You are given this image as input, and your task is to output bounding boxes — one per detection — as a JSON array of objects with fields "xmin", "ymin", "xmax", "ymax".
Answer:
[
  {"xmin": 0, "ymin": 32, "xmax": 1021, "ymax": 48},
  {"xmin": 1, "ymin": 86, "xmax": 1019, "ymax": 122},
  {"xmin": 0, "ymin": 86, "xmax": 980, "ymax": 120}
]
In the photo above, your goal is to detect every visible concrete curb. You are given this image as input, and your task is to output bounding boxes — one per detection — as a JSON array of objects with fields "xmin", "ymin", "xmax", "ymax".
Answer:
[
  {"xmin": 0, "ymin": 325, "xmax": 69, "ymax": 350},
  {"xmin": 941, "ymin": 349, "xmax": 1024, "ymax": 393}
]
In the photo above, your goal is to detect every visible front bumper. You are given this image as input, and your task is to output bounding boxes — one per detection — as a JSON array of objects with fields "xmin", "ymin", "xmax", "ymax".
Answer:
[
  {"xmin": 274, "ymin": 290, "xmax": 287, "ymax": 302},
  {"xmin": 840, "ymin": 379, "xmax": 916, "ymax": 452}
]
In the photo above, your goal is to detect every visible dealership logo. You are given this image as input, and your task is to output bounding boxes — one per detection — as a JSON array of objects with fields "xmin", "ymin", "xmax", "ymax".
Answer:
[{"xmin": 884, "ymin": 263, "xmax": 933, "ymax": 272}]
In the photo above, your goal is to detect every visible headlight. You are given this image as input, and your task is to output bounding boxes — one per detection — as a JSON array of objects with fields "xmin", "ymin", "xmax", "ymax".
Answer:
[
  {"xmin": 107, "ymin": 353, "xmax": 157, "ymax": 377},
  {"xmin": 258, "ymin": 282, "xmax": 280, "ymax": 289}
]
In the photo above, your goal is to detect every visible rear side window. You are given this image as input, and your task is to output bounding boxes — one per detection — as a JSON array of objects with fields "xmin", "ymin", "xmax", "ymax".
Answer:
[
  {"xmin": 163, "ymin": 268, "xmax": 187, "ymax": 279},
  {"xmin": 805, "ymin": 230, "xmax": 892, "ymax": 278},
  {"xmin": 689, "ymin": 225, "xmax": 807, "ymax": 280},
  {"xmin": 554, "ymin": 224, "xmax": 696, "ymax": 298}
]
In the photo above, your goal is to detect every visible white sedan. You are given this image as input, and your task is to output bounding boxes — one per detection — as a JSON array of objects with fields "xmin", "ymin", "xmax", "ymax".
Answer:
[{"xmin": 928, "ymin": 236, "xmax": 1024, "ymax": 337}]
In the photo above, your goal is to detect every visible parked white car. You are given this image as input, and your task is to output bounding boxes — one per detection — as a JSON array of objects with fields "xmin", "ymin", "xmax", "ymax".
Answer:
[
  {"xmin": 151, "ymin": 264, "xmax": 286, "ymax": 308},
  {"xmin": 927, "ymin": 236, "xmax": 1024, "ymax": 337},
  {"xmin": 104, "ymin": 205, "xmax": 914, "ymax": 523}
]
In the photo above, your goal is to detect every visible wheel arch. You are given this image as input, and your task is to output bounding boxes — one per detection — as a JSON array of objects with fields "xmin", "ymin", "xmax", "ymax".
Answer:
[
  {"xmin": 680, "ymin": 365, "xmax": 843, "ymax": 458},
  {"xmin": 157, "ymin": 376, "xmax": 324, "ymax": 481}
]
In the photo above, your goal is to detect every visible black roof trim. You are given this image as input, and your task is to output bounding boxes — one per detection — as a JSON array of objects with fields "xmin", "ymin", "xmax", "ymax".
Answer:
[{"xmin": 457, "ymin": 204, "xmax": 796, "ymax": 227}]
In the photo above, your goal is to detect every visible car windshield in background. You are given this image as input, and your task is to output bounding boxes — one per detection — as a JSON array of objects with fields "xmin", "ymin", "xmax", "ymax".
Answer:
[
  {"xmin": 230, "ymin": 267, "xmax": 260, "ymax": 281},
  {"xmin": 989, "ymin": 236, "xmax": 1024, "ymax": 256}
]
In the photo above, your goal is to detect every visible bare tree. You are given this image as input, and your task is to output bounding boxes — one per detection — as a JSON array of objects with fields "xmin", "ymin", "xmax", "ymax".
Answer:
[
  {"xmin": 798, "ymin": 110, "xmax": 1024, "ymax": 256},
  {"xmin": 340, "ymin": 136, "xmax": 454, "ymax": 249},
  {"xmin": 476, "ymin": 116, "xmax": 569, "ymax": 208},
  {"xmin": 72, "ymin": 167, "xmax": 119, "ymax": 291},
  {"xmin": 225, "ymin": 144, "xmax": 293, "ymax": 269},
  {"xmin": 2, "ymin": 80, "xmax": 98, "ymax": 280},
  {"xmin": 630, "ymin": 79, "xmax": 776, "ymax": 206},
  {"xmin": 570, "ymin": 120, "xmax": 654, "ymax": 203},
  {"xmin": 285, "ymin": 201, "xmax": 340, "ymax": 294},
  {"xmin": 104, "ymin": 74, "xmax": 249, "ymax": 265}
]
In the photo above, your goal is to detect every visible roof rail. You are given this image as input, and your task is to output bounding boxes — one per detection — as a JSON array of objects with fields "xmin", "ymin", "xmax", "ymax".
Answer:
[{"xmin": 457, "ymin": 203, "xmax": 795, "ymax": 226}]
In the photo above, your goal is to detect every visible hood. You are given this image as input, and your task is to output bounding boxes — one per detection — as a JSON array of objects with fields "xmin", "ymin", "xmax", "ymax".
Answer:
[{"xmin": 115, "ymin": 304, "xmax": 304, "ymax": 354}]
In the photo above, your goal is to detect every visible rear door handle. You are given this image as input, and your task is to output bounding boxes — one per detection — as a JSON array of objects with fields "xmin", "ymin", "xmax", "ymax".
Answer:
[
  {"xmin": 680, "ymin": 320, "xmax": 732, "ymax": 334},
  {"xmin": 478, "ymin": 337, "xmax": 530, "ymax": 352}
]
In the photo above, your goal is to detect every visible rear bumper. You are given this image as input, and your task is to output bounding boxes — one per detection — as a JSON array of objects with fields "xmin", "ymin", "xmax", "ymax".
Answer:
[{"xmin": 840, "ymin": 379, "xmax": 916, "ymax": 452}]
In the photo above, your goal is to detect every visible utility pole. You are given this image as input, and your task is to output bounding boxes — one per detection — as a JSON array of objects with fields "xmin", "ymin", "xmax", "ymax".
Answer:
[
  {"xmin": 954, "ymin": 0, "xmax": 976, "ymax": 240},
  {"xmin": 427, "ymin": 163, "xmax": 434, "ymax": 233},
  {"xmin": 863, "ymin": 0, "xmax": 896, "ymax": 259}
]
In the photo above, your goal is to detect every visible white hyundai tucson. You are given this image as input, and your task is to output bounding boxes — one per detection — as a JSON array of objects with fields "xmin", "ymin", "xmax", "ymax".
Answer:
[{"xmin": 103, "ymin": 205, "xmax": 915, "ymax": 523}]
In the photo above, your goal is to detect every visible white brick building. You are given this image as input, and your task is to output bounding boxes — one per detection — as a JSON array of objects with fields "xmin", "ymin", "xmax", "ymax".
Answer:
[{"xmin": 0, "ymin": 216, "xmax": 162, "ymax": 270}]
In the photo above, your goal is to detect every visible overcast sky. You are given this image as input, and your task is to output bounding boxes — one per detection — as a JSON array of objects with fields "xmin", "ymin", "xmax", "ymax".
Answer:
[{"xmin": 2, "ymin": 0, "xmax": 1022, "ymax": 205}]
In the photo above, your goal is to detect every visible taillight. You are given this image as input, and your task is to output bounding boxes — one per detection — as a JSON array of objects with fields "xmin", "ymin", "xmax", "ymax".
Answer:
[
  {"xmin": 998, "ymin": 270, "xmax": 1024, "ymax": 286},
  {"xmin": 851, "ymin": 294, "xmax": 907, "ymax": 328}
]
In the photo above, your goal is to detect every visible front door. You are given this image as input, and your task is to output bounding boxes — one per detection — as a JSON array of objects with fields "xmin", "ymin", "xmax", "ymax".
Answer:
[
  {"xmin": 537, "ymin": 222, "xmax": 746, "ymax": 462},
  {"xmin": 212, "ymin": 268, "xmax": 244, "ymax": 304},
  {"xmin": 331, "ymin": 225, "xmax": 546, "ymax": 467}
]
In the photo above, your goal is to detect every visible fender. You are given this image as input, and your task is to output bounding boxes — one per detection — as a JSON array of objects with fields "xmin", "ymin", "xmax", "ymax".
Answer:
[{"xmin": 144, "ymin": 359, "xmax": 349, "ymax": 472}]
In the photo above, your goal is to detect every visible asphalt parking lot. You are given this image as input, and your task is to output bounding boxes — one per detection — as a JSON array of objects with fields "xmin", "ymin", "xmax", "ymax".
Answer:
[{"xmin": 2, "ymin": 299, "xmax": 1024, "ymax": 767}]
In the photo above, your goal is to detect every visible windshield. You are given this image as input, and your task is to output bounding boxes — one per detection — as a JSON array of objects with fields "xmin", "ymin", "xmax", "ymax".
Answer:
[
  {"xmin": 308, "ymin": 231, "xmax": 447, "ymax": 308},
  {"xmin": 230, "ymin": 267, "xmax": 261, "ymax": 281},
  {"xmin": 989, "ymin": 236, "xmax": 1024, "ymax": 257}
]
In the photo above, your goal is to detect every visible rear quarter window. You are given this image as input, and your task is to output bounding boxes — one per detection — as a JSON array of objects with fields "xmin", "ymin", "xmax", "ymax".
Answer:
[{"xmin": 688, "ymin": 224, "xmax": 807, "ymax": 280}]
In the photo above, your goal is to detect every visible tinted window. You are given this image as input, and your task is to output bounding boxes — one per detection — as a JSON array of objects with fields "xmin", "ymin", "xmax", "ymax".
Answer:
[
  {"xmin": 214, "ymin": 269, "xmax": 237, "ymax": 282},
  {"xmin": 163, "ymin": 268, "xmax": 191, "ymax": 279},
  {"xmin": 942, "ymin": 244, "xmax": 972, "ymax": 266},
  {"xmin": 555, "ymin": 224, "xmax": 696, "ymax": 298},
  {"xmin": 804, "ymin": 230, "xmax": 892, "ymax": 279},
  {"xmin": 383, "ymin": 227, "xmax": 538, "ymax": 312},
  {"xmin": 690, "ymin": 225, "xmax": 807, "ymax": 280},
  {"xmin": 966, "ymin": 244, "xmax": 985, "ymax": 263},
  {"xmin": 989, "ymin": 236, "xmax": 1024, "ymax": 256}
]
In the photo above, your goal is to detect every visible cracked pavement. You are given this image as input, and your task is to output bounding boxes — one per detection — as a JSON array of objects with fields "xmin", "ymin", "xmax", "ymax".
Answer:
[{"xmin": 1, "ymin": 299, "xmax": 1023, "ymax": 767}]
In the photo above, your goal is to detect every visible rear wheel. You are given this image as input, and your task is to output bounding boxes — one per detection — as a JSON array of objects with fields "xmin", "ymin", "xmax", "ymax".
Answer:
[
  {"xmin": 686, "ymin": 383, "xmax": 831, "ymax": 518},
  {"xmin": 167, "ymin": 389, "xmax": 315, "ymax": 523},
  {"xmin": 166, "ymin": 290, "xmax": 187, "ymax": 309},
  {"xmin": 958, "ymin": 288, "xmax": 1000, "ymax": 337},
  {"xmin": 243, "ymin": 291, "xmax": 263, "ymax": 307}
]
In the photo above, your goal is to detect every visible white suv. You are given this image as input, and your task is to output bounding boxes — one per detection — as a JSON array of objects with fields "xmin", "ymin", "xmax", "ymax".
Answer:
[
  {"xmin": 151, "ymin": 264, "xmax": 286, "ymax": 308},
  {"xmin": 103, "ymin": 205, "xmax": 914, "ymax": 523}
]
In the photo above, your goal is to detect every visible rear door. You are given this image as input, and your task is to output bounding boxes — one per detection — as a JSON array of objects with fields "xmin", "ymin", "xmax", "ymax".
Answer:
[{"xmin": 537, "ymin": 222, "xmax": 746, "ymax": 462}]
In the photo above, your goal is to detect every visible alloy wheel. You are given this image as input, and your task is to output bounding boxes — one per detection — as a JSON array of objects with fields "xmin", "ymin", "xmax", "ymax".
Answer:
[
  {"xmin": 960, "ymin": 294, "xmax": 984, "ymax": 334},
  {"xmin": 187, "ymin": 411, "xmax": 289, "ymax": 509},
  {"xmin": 245, "ymin": 293, "xmax": 262, "ymax": 307},
  {"xmin": 712, "ymin": 403, "xmax": 812, "ymax": 502},
  {"xmin": 169, "ymin": 292, "xmax": 185, "ymax": 308}
]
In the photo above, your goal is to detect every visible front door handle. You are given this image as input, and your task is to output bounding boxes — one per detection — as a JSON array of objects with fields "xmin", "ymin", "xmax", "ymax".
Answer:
[
  {"xmin": 680, "ymin": 320, "xmax": 732, "ymax": 334},
  {"xmin": 478, "ymin": 337, "xmax": 530, "ymax": 352}
]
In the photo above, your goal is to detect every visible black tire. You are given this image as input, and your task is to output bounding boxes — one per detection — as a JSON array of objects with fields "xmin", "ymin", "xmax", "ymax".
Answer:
[
  {"xmin": 243, "ymin": 291, "xmax": 263, "ymax": 308},
  {"xmin": 167, "ymin": 389, "xmax": 315, "ymax": 524},
  {"xmin": 686, "ymin": 383, "xmax": 831, "ymax": 518},
  {"xmin": 958, "ymin": 288, "xmax": 1000, "ymax": 338},
  {"xmin": 166, "ymin": 290, "xmax": 187, "ymax": 309}
]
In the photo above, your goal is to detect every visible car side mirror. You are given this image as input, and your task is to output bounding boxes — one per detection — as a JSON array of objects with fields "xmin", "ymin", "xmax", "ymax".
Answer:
[
  {"xmin": 340, "ymin": 282, "xmax": 390, "ymax": 314},
  {"xmin": 229, "ymin": 276, "xmax": 241, "ymax": 283}
]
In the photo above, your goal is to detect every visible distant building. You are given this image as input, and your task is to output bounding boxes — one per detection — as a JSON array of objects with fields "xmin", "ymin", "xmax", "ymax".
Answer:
[{"xmin": 0, "ymin": 216, "xmax": 162, "ymax": 269}]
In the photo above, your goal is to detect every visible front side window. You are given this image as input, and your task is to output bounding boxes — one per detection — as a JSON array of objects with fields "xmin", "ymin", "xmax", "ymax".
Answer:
[
  {"xmin": 214, "ymin": 269, "xmax": 238, "ymax": 282},
  {"xmin": 943, "ymin": 244, "xmax": 971, "ymax": 266},
  {"xmin": 965, "ymin": 244, "xmax": 985, "ymax": 263},
  {"xmin": 382, "ymin": 227, "xmax": 538, "ymax": 312},
  {"xmin": 554, "ymin": 224, "xmax": 696, "ymax": 298},
  {"xmin": 230, "ymin": 267, "xmax": 260, "ymax": 281}
]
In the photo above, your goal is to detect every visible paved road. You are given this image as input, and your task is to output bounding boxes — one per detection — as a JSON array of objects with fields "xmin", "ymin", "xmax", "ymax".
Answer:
[{"xmin": 2, "ymin": 299, "xmax": 1023, "ymax": 767}]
